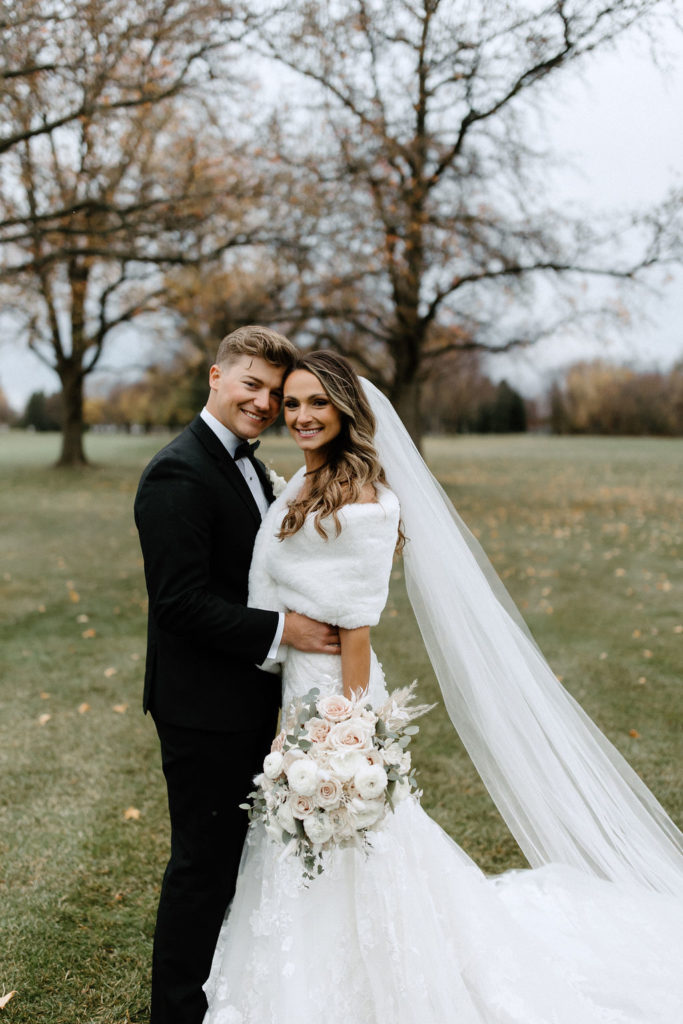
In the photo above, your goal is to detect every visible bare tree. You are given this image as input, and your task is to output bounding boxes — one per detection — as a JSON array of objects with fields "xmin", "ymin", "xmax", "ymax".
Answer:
[
  {"xmin": 0, "ymin": 0, "xmax": 266, "ymax": 465},
  {"xmin": 251, "ymin": 0, "xmax": 683, "ymax": 443}
]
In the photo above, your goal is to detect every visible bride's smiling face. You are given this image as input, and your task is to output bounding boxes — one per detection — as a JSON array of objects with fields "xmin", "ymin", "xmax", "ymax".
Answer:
[{"xmin": 283, "ymin": 370, "xmax": 343, "ymax": 454}]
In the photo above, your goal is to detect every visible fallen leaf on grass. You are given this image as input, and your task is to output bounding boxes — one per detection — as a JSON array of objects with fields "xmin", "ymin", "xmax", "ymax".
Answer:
[
  {"xmin": 112, "ymin": 703, "xmax": 128, "ymax": 714},
  {"xmin": 674, "ymin": 625, "xmax": 683, "ymax": 634},
  {"xmin": 78, "ymin": 703, "xmax": 90, "ymax": 714},
  {"xmin": 123, "ymin": 807, "xmax": 141, "ymax": 821},
  {"xmin": 81, "ymin": 628, "xmax": 96, "ymax": 639},
  {"xmin": 40, "ymin": 692, "xmax": 50, "ymax": 700},
  {"xmin": 103, "ymin": 667, "xmax": 117, "ymax": 678},
  {"xmin": 642, "ymin": 649, "xmax": 653, "ymax": 659},
  {"xmin": 0, "ymin": 990, "xmax": 17, "ymax": 1009},
  {"xmin": 629, "ymin": 729, "xmax": 641, "ymax": 739},
  {"xmin": 37, "ymin": 604, "xmax": 46, "ymax": 613},
  {"xmin": 631, "ymin": 629, "xmax": 641, "ymax": 638},
  {"xmin": 77, "ymin": 613, "xmax": 89, "ymax": 624},
  {"xmin": 38, "ymin": 713, "xmax": 51, "ymax": 726},
  {"xmin": 637, "ymin": 677, "xmax": 647, "ymax": 685}
]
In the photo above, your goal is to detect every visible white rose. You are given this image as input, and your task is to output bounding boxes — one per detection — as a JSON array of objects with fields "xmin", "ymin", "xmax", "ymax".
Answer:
[
  {"xmin": 382, "ymin": 742, "xmax": 404, "ymax": 766},
  {"xmin": 303, "ymin": 813, "xmax": 334, "ymax": 845},
  {"xmin": 282, "ymin": 748, "xmax": 306, "ymax": 772},
  {"xmin": 315, "ymin": 776, "xmax": 343, "ymax": 809},
  {"xmin": 383, "ymin": 742, "xmax": 411, "ymax": 773},
  {"xmin": 263, "ymin": 751, "xmax": 285, "ymax": 780},
  {"xmin": 347, "ymin": 796, "xmax": 385, "ymax": 831},
  {"xmin": 327, "ymin": 750, "xmax": 367, "ymax": 782},
  {"xmin": 359, "ymin": 706, "xmax": 378, "ymax": 726},
  {"xmin": 354, "ymin": 764, "xmax": 388, "ymax": 801},
  {"xmin": 316, "ymin": 694, "xmax": 353, "ymax": 722},
  {"xmin": 327, "ymin": 806, "xmax": 355, "ymax": 840},
  {"xmin": 363, "ymin": 748, "xmax": 383, "ymax": 767},
  {"xmin": 276, "ymin": 800, "xmax": 297, "ymax": 834},
  {"xmin": 327, "ymin": 718, "xmax": 374, "ymax": 752},
  {"xmin": 286, "ymin": 757, "xmax": 319, "ymax": 796}
]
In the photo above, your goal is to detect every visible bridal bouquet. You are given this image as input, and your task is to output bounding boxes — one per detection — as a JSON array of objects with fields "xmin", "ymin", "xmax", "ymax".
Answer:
[{"xmin": 241, "ymin": 684, "xmax": 434, "ymax": 879}]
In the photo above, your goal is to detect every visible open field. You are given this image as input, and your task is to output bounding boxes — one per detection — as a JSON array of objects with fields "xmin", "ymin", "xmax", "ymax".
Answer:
[{"xmin": 1, "ymin": 430, "xmax": 681, "ymax": 1023}]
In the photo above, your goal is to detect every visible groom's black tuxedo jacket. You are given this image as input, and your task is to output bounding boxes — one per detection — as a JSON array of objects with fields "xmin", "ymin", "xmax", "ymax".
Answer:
[{"xmin": 134, "ymin": 415, "xmax": 281, "ymax": 733}]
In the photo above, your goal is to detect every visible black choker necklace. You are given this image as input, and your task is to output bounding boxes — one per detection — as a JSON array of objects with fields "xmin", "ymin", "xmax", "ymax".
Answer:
[{"xmin": 303, "ymin": 463, "xmax": 328, "ymax": 476}]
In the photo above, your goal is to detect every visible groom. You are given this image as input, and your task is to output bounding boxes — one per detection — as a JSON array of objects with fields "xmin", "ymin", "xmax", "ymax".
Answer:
[{"xmin": 134, "ymin": 325, "xmax": 339, "ymax": 1024}]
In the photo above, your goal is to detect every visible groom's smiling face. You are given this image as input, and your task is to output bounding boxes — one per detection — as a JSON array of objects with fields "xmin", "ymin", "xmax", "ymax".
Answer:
[{"xmin": 206, "ymin": 354, "xmax": 285, "ymax": 439}]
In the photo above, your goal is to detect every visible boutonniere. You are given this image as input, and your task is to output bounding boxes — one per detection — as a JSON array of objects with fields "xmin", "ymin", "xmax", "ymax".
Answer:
[{"xmin": 267, "ymin": 468, "xmax": 288, "ymax": 497}]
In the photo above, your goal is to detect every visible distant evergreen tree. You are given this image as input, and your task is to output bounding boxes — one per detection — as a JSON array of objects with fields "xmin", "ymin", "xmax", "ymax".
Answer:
[
  {"xmin": 21, "ymin": 391, "xmax": 62, "ymax": 431},
  {"xmin": 475, "ymin": 380, "xmax": 527, "ymax": 433},
  {"xmin": 549, "ymin": 381, "xmax": 568, "ymax": 434}
]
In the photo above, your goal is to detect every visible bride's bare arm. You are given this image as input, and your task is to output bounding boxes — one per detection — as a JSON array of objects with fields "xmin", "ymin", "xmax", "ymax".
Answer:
[{"xmin": 339, "ymin": 625, "xmax": 371, "ymax": 699}]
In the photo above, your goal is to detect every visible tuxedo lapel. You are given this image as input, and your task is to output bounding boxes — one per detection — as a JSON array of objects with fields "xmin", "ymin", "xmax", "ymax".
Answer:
[
  {"xmin": 253, "ymin": 458, "xmax": 275, "ymax": 505},
  {"xmin": 189, "ymin": 416, "xmax": 263, "ymax": 525}
]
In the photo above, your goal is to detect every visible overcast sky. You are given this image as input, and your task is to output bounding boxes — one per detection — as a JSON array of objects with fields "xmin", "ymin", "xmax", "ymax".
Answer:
[
  {"xmin": 488, "ymin": 27, "xmax": 683, "ymax": 393},
  {"xmin": 1, "ymin": 18, "xmax": 682, "ymax": 409}
]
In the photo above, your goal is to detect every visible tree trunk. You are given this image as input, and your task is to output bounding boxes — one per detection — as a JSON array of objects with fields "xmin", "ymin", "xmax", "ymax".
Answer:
[
  {"xmin": 392, "ymin": 375, "xmax": 424, "ymax": 452},
  {"xmin": 56, "ymin": 363, "xmax": 88, "ymax": 467}
]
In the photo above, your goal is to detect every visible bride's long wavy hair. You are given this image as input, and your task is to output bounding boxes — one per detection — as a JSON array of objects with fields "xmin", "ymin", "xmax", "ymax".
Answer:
[{"xmin": 278, "ymin": 351, "xmax": 404, "ymax": 551}]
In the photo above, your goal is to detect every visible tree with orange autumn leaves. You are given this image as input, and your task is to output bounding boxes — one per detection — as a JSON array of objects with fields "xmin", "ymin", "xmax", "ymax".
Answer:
[
  {"xmin": 0, "ymin": 0, "xmax": 276, "ymax": 465},
  {"xmin": 3, "ymin": 0, "xmax": 683, "ymax": 460},
  {"xmin": 247, "ymin": 0, "xmax": 683, "ymax": 443}
]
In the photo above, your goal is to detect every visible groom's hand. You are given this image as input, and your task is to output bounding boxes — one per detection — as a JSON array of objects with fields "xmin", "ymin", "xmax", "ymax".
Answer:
[{"xmin": 282, "ymin": 612, "xmax": 341, "ymax": 654}]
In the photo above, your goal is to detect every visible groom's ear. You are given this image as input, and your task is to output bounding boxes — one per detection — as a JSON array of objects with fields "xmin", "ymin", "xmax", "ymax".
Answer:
[{"xmin": 208, "ymin": 364, "xmax": 221, "ymax": 391}]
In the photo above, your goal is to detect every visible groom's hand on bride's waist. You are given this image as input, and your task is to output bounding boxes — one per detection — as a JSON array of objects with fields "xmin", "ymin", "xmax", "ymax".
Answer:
[{"xmin": 282, "ymin": 612, "xmax": 341, "ymax": 654}]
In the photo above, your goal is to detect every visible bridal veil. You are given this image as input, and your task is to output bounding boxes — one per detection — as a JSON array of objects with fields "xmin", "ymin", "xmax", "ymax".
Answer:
[{"xmin": 361, "ymin": 378, "xmax": 683, "ymax": 896}]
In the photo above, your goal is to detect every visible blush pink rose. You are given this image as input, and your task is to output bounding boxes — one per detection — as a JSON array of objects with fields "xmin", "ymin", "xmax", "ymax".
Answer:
[
  {"xmin": 289, "ymin": 793, "xmax": 315, "ymax": 819},
  {"xmin": 316, "ymin": 776, "xmax": 343, "ymax": 810},
  {"xmin": 316, "ymin": 694, "xmax": 353, "ymax": 723},
  {"xmin": 271, "ymin": 730, "xmax": 286, "ymax": 753},
  {"xmin": 304, "ymin": 717, "xmax": 332, "ymax": 744},
  {"xmin": 327, "ymin": 717, "xmax": 374, "ymax": 752}
]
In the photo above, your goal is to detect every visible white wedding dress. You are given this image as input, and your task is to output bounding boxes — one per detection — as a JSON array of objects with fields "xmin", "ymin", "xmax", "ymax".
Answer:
[{"xmin": 203, "ymin": 468, "xmax": 683, "ymax": 1024}]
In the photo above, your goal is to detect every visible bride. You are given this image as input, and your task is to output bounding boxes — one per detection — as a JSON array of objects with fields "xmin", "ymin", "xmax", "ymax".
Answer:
[{"xmin": 203, "ymin": 351, "xmax": 683, "ymax": 1024}]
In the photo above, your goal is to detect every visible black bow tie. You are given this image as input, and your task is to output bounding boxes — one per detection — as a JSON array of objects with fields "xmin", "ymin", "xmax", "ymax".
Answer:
[{"xmin": 233, "ymin": 439, "xmax": 260, "ymax": 461}]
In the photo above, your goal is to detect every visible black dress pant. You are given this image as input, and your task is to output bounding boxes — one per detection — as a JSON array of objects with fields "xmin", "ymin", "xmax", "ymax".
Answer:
[{"xmin": 151, "ymin": 714, "xmax": 277, "ymax": 1024}]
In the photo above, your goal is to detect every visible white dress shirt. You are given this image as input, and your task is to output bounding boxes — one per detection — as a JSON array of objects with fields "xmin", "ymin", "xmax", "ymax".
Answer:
[{"xmin": 200, "ymin": 407, "xmax": 285, "ymax": 659}]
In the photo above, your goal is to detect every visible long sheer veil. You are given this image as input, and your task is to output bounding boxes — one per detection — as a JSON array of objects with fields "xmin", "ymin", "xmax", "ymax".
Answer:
[{"xmin": 361, "ymin": 378, "xmax": 683, "ymax": 895}]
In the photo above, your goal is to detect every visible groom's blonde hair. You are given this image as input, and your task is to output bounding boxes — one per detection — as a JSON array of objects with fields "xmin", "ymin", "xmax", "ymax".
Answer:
[{"xmin": 215, "ymin": 325, "xmax": 298, "ymax": 369}]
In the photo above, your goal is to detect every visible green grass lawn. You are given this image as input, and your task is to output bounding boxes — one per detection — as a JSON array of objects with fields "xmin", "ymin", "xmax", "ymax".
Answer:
[{"xmin": 1, "ymin": 429, "xmax": 681, "ymax": 1023}]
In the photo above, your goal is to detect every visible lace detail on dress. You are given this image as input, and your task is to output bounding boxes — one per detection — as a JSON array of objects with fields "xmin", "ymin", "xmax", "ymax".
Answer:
[
  {"xmin": 204, "ymin": 635, "xmax": 683, "ymax": 1024},
  {"xmin": 203, "ymin": 480, "xmax": 683, "ymax": 1024},
  {"xmin": 204, "ymin": 786, "xmax": 683, "ymax": 1024}
]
